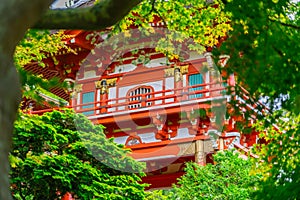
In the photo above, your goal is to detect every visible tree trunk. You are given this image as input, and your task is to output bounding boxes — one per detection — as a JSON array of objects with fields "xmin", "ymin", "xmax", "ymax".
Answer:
[
  {"xmin": 0, "ymin": 1, "xmax": 53, "ymax": 199},
  {"xmin": 0, "ymin": 54, "xmax": 20, "ymax": 200}
]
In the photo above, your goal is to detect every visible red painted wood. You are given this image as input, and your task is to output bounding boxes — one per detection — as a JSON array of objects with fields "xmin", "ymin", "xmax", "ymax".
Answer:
[
  {"xmin": 142, "ymin": 172, "xmax": 185, "ymax": 189},
  {"xmin": 61, "ymin": 192, "xmax": 73, "ymax": 200}
]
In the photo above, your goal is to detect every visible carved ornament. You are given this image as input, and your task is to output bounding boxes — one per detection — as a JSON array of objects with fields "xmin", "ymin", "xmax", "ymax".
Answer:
[
  {"xmin": 180, "ymin": 65, "xmax": 189, "ymax": 74},
  {"xmin": 95, "ymin": 78, "xmax": 118, "ymax": 89},
  {"xmin": 71, "ymin": 84, "xmax": 83, "ymax": 98},
  {"xmin": 164, "ymin": 65, "xmax": 189, "ymax": 78},
  {"xmin": 74, "ymin": 84, "xmax": 83, "ymax": 93},
  {"xmin": 107, "ymin": 78, "xmax": 118, "ymax": 87},
  {"xmin": 178, "ymin": 142, "xmax": 196, "ymax": 156},
  {"xmin": 164, "ymin": 68, "xmax": 174, "ymax": 77}
]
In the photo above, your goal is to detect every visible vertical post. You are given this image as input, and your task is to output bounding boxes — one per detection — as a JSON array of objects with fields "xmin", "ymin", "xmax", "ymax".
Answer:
[
  {"xmin": 204, "ymin": 52, "xmax": 219, "ymax": 97},
  {"xmin": 141, "ymin": 93, "xmax": 146, "ymax": 107},
  {"xmin": 205, "ymin": 69, "xmax": 210, "ymax": 97},
  {"xmin": 72, "ymin": 84, "xmax": 82, "ymax": 112},
  {"xmin": 195, "ymin": 138, "xmax": 214, "ymax": 165},
  {"xmin": 219, "ymin": 136, "xmax": 224, "ymax": 150},
  {"xmin": 174, "ymin": 67, "xmax": 183, "ymax": 102},
  {"xmin": 100, "ymin": 80, "xmax": 108, "ymax": 113},
  {"xmin": 195, "ymin": 140, "xmax": 205, "ymax": 165},
  {"xmin": 64, "ymin": 78, "xmax": 75, "ymax": 106}
]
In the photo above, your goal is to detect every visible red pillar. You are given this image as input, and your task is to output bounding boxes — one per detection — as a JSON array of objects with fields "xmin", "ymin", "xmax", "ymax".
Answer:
[{"xmin": 100, "ymin": 92, "xmax": 108, "ymax": 113}]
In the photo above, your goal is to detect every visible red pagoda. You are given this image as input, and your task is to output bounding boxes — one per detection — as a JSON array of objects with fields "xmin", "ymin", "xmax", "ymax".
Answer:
[
  {"xmin": 24, "ymin": 26, "xmax": 260, "ymax": 189},
  {"xmin": 23, "ymin": 0, "xmax": 262, "ymax": 190}
]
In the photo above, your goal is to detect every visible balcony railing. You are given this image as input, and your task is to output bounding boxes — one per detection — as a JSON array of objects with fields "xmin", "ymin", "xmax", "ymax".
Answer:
[{"xmin": 74, "ymin": 82, "xmax": 226, "ymax": 117}]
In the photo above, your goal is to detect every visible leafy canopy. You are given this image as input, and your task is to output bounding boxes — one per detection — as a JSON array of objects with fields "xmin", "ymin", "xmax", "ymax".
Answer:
[
  {"xmin": 11, "ymin": 109, "xmax": 146, "ymax": 199},
  {"xmin": 100, "ymin": 0, "xmax": 233, "ymax": 59},
  {"xmin": 215, "ymin": 0, "xmax": 300, "ymax": 113},
  {"xmin": 15, "ymin": 30, "xmax": 73, "ymax": 106},
  {"xmin": 171, "ymin": 151, "xmax": 261, "ymax": 200}
]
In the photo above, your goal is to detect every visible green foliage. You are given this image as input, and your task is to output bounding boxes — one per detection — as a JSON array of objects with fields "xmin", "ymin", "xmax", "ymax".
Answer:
[
  {"xmin": 10, "ymin": 1, "xmax": 300, "ymax": 199},
  {"xmin": 145, "ymin": 189, "xmax": 173, "ymax": 200},
  {"xmin": 15, "ymin": 30, "xmax": 67, "ymax": 67},
  {"xmin": 253, "ymin": 111, "xmax": 300, "ymax": 199},
  {"xmin": 109, "ymin": 0, "xmax": 232, "ymax": 58},
  {"xmin": 215, "ymin": 0, "xmax": 300, "ymax": 113},
  {"xmin": 11, "ymin": 109, "xmax": 146, "ymax": 199},
  {"xmin": 171, "ymin": 151, "xmax": 260, "ymax": 200},
  {"xmin": 15, "ymin": 30, "xmax": 73, "ymax": 105}
]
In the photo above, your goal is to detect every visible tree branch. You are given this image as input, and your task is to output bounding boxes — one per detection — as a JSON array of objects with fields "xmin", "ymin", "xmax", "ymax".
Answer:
[
  {"xmin": 33, "ymin": 0, "xmax": 142, "ymax": 30},
  {"xmin": 269, "ymin": 18, "xmax": 300, "ymax": 30}
]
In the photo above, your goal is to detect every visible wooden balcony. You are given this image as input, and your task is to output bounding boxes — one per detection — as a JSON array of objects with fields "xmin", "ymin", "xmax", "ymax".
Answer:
[{"xmin": 73, "ymin": 82, "xmax": 227, "ymax": 125}]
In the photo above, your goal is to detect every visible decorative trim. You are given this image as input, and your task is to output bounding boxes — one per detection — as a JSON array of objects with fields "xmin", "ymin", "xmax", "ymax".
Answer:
[
  {"xmin": 164, "ymin": 65, "xmax": 189, "ymax": 77},
  {"xmin": 95, "ymin": 78, "xmax": 118, "ymax": 89},
  {"xmin": 107, "ymin": 78, "xmax": 118, "ymax": 87},
  {"xmin": 164, "ymin": 68, "xmax": 174, "ymax": 77},
  {"xmin": 174, "ymin": 66, "xmax": 182, "ymax": 82},
  {"xmin": 71, "ymin": 84, "xmax": 83, "ymax": 98},
  {"xmin": 74, "ymin": 84, "xmax": 83, "ymax": 93},
  {"xmin": 178, "ymin": 142, "xmax": 196, "ymax": 156},
  {"xmin": 202, "ymin": 62, "xmax": 208, "ymax": 67},
  {"xmin": 95, "ymin": 79, "xmax": 109, "ymax": 94},
  {"xmin": 95, "ymin": 80, "xmax": 102, "ymax": 89},
  {"xmin": 180, "ymin": 65, "xmax": 189, "ymax": 74},
  {"xmin": 218, "ymin": 55, "xmax": 230, "ymax": 67},
  {"xmin": 100, "ymin": 86, "xmax": 108, "ymax": 94}
]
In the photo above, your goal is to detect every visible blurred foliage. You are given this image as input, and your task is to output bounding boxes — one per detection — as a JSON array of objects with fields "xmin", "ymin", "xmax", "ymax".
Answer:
[
  {"xmin": 214, "ymin": 0, "xmax": 300, "ymax": 113},
  {"xmin": 10, "ymin": 109, "xmax": 146, "ymax": 199},
  {"xmin": 252, "ymin": 110, "xmax": 300, "ymax": 199}
]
